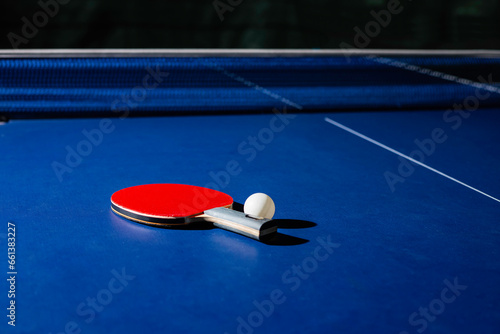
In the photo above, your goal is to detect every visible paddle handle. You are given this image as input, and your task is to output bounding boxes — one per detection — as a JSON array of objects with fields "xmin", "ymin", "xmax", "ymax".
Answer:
[{"xmin": 200, "ymin": 207, "xmax": 277, "ymax": 241}]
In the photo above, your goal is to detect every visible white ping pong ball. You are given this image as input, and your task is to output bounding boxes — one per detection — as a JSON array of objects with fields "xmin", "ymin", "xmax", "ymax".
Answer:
[{"xmin": 244, "ymin": 193, "xmax": 275, "ymax": 220}]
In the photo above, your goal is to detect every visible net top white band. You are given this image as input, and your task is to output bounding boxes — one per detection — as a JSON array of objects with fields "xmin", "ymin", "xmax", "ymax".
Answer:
[{"xmin": 0, "ymin": 48, "xmax": 500, "ymax": 58}]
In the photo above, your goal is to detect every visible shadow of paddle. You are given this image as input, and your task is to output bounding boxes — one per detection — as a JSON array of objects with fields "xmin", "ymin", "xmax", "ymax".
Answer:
[
  {"xmin": 146, "ymin": 220, "xmax": 215, "ymax": 230},
  {"xmin": 233, "ymin": 202, "xmax": 316, "ymax": 245},
  {"xmin": 273, "ymin": 219, "xmax": 317, "ymax": 229},
  {"xmin": 262, "ymin": 232, "xmax": 309, "ymax": 246},
  {"xmin": 111, "ymin": 202, "xmax": 317, "ymax": 245}
]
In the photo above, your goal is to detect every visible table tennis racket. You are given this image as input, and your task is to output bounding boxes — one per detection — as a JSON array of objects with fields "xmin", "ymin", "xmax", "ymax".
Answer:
[{"xmin": 110, "ymin": 184, "xmax": 277, "ymax": 240}]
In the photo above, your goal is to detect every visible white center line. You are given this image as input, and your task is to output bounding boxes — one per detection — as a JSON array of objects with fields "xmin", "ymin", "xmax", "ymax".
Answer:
[
  {"xmin": 203, "ymin": 60, "xmax": 304, "ymax": 110},
  {"xmin": 324, "ymin": 117, "xmax": 500, "ymax": 204}
]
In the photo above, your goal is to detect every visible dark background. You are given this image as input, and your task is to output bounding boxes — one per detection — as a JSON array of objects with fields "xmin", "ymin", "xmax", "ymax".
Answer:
[{"xmin": 1, "ymin": 0, "xmax": 499, "ymax": 49}]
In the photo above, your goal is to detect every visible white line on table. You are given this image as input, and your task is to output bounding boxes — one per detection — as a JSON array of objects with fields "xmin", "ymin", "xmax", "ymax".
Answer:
[
  {"xmin": 205, "ymin": 61, "xmax": 303, "ymax": 110},
  {"xmin": 367, "ymin": 55, "xmax": 500, "ymax": 95},
  {"xmin": 324, "ymin": 117, "xmax": 500, "ymax": 204}
]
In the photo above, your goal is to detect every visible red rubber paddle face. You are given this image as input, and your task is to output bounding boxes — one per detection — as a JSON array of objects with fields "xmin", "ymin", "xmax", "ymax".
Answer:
[{"xmin": 111, "ymin": 184, "xmax": 233, "ymax": 223}]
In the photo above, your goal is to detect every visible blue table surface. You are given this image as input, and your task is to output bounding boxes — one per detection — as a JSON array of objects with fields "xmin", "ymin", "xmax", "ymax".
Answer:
[{"xmin": 0, "ymin": 109, "xmax": 499, "ymax": 334}]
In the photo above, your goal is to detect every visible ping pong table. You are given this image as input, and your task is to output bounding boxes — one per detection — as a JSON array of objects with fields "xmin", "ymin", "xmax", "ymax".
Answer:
[{"xmin": 0, "ymin": 49, "xmax": 499, "ymax": 334}]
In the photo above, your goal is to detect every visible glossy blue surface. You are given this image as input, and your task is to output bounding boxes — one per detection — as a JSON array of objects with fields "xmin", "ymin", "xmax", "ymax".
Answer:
[{"xmin": 1, "ymin": 109, "xmax": 499, "ymax": 333}]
